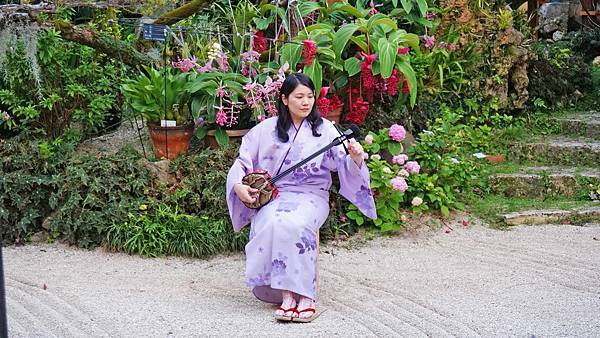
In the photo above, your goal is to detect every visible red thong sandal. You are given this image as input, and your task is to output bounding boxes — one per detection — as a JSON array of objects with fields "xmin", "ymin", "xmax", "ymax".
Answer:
[
  {"xmin": 274, "ymin": 306, "xmax": 297, "ymax": 321},
  {"xmin": 292, "ymin": 308, "xmax": 322, "ymax": 323}
]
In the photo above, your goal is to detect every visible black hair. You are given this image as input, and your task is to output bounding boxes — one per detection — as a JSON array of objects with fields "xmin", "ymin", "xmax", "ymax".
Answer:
[{"xmin": 276, "ymin": 72, "xmax": 323, "ymax": 142}]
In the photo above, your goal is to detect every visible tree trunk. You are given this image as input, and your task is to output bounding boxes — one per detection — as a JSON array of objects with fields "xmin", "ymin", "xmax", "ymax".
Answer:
[
  {"xmin": 153, "ymin": 0, "xmax": 210, "ymax": 26},
  {"xmin": 49, "ymin": 21, "xmax": 156, "ymax": 66}
]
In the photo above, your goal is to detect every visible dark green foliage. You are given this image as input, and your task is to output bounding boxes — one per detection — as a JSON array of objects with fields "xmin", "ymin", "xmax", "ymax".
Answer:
[
  {"xmin": 528, "ymin": 42, "xmax": 593, "ymax": 106},
  {"xmin": 566, "ymin": 29, "xmax": 600, "ymax": 62},
  {"xmin": 48, "ymin": 147, "xmax": 151, "ymax": 248},
  {"xmin": 0, "ymin": 131, "xmax": 76, "ymax": 244}
]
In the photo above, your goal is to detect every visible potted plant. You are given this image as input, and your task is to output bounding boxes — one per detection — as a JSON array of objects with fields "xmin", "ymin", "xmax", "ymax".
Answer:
[
  {"xmin": 121, "ymin": 65, "xmax": 195, "ymax": 160},
  {"xmin": 184, "ymin": 43, "xmax": 254, "ymax": 149}
]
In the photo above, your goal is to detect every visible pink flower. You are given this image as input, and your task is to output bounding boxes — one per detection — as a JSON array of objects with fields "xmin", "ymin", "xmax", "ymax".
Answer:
[
  {"xmin": 216, "ymin": 87, "xmax": 226, "ymax": 98},
  {"xmin": 389, "ymin": 124, "xmax": 406, "ymax": 142},
  {"xmin": 398, "ymin": 47, "xmax": 410, "ymax": 55},
  {"xmin": 404, "ymin": 161, "xmax": 420, "ymax": 174},
  {"xmin": 217, "ymin": 52, "xmax": 229, "ymax": 72},
  {"xmin": 424, "ymin": 35, "xmax": 436, "ymax": 49},
  {"xmin": 364, "ymin": 134, "xmax": 374, "ymax": 145},
  {"xmin": 215, "ymin": 108, "xmax": 227, "ymax": 126},
  {"xmin": 241, "ymin": 50, "xmax": 261, "ymax": 63},
  {"xmin": 448, "ymin": 43, "xmax": 458, "ymax": 52},
  {"xmin": 391, "ymin": 177, "xmax": 408, "ymax": 192},
  {"xmin": 393, "ymin": 154, "xmax": 409, "ymax": 165},
  {"xmin": 439, "ymin": 42, "xmax": 446, "ymax": 49},
  {"xmin": 197, "ymin": 60, "xmax": 214, "ymax": 73},
  {"xmin": 172, "ymin": 56, "xmax": 197, "ymax": 72},
  {"xmin": 426, "ymin": 12, "xmax": 437, "ymax": 21},
  {"xmin": 257, "ymin": 114, "xmax": 265, "ymax": 122}
]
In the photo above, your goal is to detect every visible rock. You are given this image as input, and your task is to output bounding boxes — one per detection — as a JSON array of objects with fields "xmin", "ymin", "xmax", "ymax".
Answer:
[
  {"xmin": 136, "ymin": 158, "xmax": 176, "ymax": 186},
  {"xmin": 539, "ymin": 2, "xmax": 569, "ymax": 34},
  {"xmin": 502, "ymin": 207, "xmax": 600, "ymax": 225},
  {"xmin": 30, "ymin": 231, "xmax": 49, "ymax": 243}
]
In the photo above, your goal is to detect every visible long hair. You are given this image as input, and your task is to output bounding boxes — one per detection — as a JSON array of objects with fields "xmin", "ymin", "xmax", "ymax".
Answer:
[{"xmin": 276, "ymin": 72, "xmax": 322, "ymax": 142}]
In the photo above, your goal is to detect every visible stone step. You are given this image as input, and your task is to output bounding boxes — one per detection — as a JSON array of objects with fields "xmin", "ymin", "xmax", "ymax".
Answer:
[
  {"xmin": 555, "ymin": 112, "xmax": 600, "ymax": 141},
  {"xmin": 502, "ymin": 206, "xmax": 600, "ymax": 226},
  {"xmin": 510, "ymin": 136, "xmax": 600, "ymax": 166},
  {"xmin": 489, "ymin": 166, "xmax": 600, "ymax": 199}
]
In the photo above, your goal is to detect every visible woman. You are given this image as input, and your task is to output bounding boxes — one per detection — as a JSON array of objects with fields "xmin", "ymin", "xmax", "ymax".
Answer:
[{"xmin": 226, "ymin": 72, "xmax": 377, "ymax": 322}]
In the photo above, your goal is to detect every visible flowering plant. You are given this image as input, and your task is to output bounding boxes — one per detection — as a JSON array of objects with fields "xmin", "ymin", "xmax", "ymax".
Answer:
[
  {"xmin": 316, "ymin": 86, "xmax": 344, "ymax": 119},
  {"xmin": 177, "ymin": 43, "xmax": 252, "ymax": 145},
  {"xmin": 346, "ymin": 123, "xmax": 421, "ymax": 232}
]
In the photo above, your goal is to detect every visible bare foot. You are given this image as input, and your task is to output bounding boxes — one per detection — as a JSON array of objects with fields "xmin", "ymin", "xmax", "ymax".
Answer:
[
  {"xmin": 274, "ymin": 290, "xmax": 297, "ymax": 318},
  {"xmin": 296, "ymin": 296, "xmax": 316, "ymax": 319}
]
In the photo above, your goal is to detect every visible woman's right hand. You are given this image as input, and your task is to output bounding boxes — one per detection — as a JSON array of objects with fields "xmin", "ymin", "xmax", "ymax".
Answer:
[{"xmin": 234, "ymin": 183, "xmax": 258, "ymax": 204}]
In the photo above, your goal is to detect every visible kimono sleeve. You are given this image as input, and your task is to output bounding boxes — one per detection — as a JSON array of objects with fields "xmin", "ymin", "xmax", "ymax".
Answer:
[
  {"xmin": 322, "ymin": 127, "xmax": 377, "ymax": 220},
  {"xmin": 226, "ymin": 127, "xmax": 259, "ymax": 232}
]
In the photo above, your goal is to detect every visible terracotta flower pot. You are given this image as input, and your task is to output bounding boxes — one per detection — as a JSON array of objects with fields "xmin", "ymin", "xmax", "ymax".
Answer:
[
  {"xmin": 147, "ymin": 122, "xmax": 194, "ymax": 160},
  {"xmin": 206, "ymin": 129, "xmax": 250, "ymax": 150},
  {"xmin": 323, "ymin": 107, "xmax": 343, "ymax": 124}
]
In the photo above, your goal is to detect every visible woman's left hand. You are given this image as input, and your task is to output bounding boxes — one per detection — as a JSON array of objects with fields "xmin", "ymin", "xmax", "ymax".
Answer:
[{"xmin": 347, "ymin": 139, "xmax": 365, "ymax": 168}]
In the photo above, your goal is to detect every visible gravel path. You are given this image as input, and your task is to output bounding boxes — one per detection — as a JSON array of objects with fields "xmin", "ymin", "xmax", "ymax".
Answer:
[{"xmin": 4, "ymin": 221, "xmax": 600, "ymax": 337}]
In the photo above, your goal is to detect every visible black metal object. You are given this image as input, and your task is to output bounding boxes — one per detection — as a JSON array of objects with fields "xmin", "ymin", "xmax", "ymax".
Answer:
[
  {"xmin": 0, "ymin": 246, "xmax": 7, "ymax": 338},
  {"xmin": 142, "ymin": 23, "xmax": 168, "ymax": 41}
]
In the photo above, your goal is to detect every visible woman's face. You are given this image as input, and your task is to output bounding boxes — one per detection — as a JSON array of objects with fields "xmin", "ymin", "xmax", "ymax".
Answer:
[{"xmin": 282, "ymin": 84, "xmax": 315, "ymax": 122}]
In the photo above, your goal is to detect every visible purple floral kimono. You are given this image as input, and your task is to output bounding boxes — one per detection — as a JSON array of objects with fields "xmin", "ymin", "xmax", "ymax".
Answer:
[{"xmin": 226, "ymin": 117, "xmax": 377, "ymax": 304}]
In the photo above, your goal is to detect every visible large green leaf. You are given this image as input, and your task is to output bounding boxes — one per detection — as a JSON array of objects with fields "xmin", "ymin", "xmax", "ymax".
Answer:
[
  {"xmin": 396, "ymin": 33, "xmax": 421, "ymax": 54},
  {"xmin": 333, "ymin": 23, "xmax": 359, "ymax": 60},
  {"xmin": 377, "ymin": 37, "xmax": 397, "ymax": 79},
  {"xmin": 253, "ymin": 16, "xmax": 272, "ymax": 31},
  {"xmin": 344, "ymin": 58, "xmax": 361, "ymax": 77},
  {"xmin": 395, "ymin": 60, "xmax": 418, "ymax": 107},
  {"xmin": 280, "ymin": 43, "xmax": 303, "ymax": 71},
  {"xmin": 350, "ymin": 36, "xmax": 368, "ymax": 52},
  {"xmin": 194, "ymin": 125, "xmax": 208, "ymax": 140},
  {"xmin": 387, "ymin": 142, "xmax": 402, "ymax": 155},
  {"xmin": 416, "ymin": 0, "xmax": 428, "ymax": 16},
  {"xmin": 400, "ymin": 0, "xmax": 412, "ymax": 14},
  {"xmin": 303, "ymin": 59, "xmax": 323, "ymax": 97},
  {"xmin": 317, "ymin": 46, "xmax": 336, "ymax": 60},
  {"xmin": 305, "ymin": 23, "xmax": 335, "ymax": 33},
  {"xmin": 299, "ymin": 0, "xmax": 322, "ymax": 17},
  {"xmin": 333, "ymin": 4, "xmax": 365, "ymax": 19},
  {"xmin": 369, "ymin": 17, "xmax": 398, "ymax": 31},
  {"xmin": 215, "ymin": 127, "xmax": 229, "ymax": 146}
]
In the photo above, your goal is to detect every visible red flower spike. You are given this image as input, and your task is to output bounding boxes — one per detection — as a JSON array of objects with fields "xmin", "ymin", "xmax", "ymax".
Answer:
[
  {"xmin": 302, "ymin": 40, "xmax": 317, "ymax": 66},
  {"xmin": 398, "ymin": 47, "xmax": 410, "ymax": 55}
]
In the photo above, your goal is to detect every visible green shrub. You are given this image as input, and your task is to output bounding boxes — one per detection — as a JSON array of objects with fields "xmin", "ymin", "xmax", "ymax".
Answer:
[
  {"xmin": 106, "ymin": 204, "xmax": 248, "ymax": 258},
  {"xmin": 0, "ymin": 131, "xmax": 77, "ymax": 244},
  {"xmin": 48, "ymin": 147, "xmax": 152, "ymax": 248}
]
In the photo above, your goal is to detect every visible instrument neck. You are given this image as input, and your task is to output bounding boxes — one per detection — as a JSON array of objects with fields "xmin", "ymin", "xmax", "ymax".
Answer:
[{"xmin": 270, "ymin": 137, "xmax": 343, "ymax": 184}]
